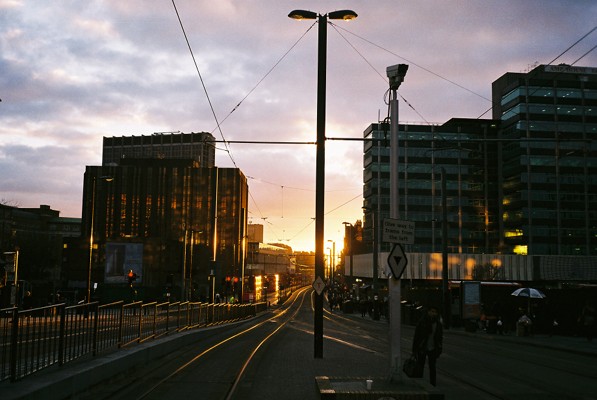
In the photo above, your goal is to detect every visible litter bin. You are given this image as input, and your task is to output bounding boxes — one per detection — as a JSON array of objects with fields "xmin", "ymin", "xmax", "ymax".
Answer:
[
  {"xmin": 464, "ymin": 319, "xmax": 477, "ymax": 332},
  {"xmin": 516, "ymin": 322, "xmax": 526, "ymax": 337},
  {"xmin": 342, "ymin": 300, "xmax": 354, "ymax": 314},
  {"xmin": 516, "ymin": 315, "xmax": 532, "ymax": 336}
]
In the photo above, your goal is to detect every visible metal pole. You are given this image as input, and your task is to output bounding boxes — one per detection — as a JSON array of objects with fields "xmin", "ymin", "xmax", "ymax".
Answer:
[
  {"xmin": 182, "ymin": 229, "xmax": 187, "ymax": 301},
  {"xmin": 373, "ymin": 209, "xmax": 378, "ymax": 293},
  {"xmin": 87, "ymin": 176, "xmax": 96, "ymax": 303},
  {"xmin": 442, "ymin": 167, "xmax": 450, "ymax": 329},
  {"xmin": 349, "ymin": 226, "xmax": 353, "ymax": 279},
  {"xmin": 314, "ymin": 13, "xmax": 327, "ymax": 359},
  {"xmin": 389, "ymin": 86, "xmax": 402, "ymax": 380},
  {"xmin": 342, "ymin": 222, "xmax": 354, "ymax": 283},
  {"xmin": 189, "ymin": 230, "xmax": 194, "ymax": 300}
]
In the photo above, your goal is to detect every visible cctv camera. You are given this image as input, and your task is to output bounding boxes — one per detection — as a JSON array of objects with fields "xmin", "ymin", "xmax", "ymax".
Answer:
[{"xmin": 386, "ymin": 64, "xmax": 409, "ymax": 89}]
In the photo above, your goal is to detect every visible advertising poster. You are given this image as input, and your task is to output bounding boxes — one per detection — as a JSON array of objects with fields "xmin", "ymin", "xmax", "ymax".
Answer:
[
  {"xmin": 105, "ymin": 243, "xmax": 143, "ymax": 283},
  {"xmin": 462, "ymin": 281, "xmax": 481, "ymax": 319}
]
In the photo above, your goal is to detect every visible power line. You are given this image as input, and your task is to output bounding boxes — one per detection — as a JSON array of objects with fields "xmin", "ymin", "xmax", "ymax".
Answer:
[
  {"xmin": 171, "ymin": 0, "xmax": 238, "ymax": 169},
  {"xmin": 477, "ymin": 25, "xmax": 597, "ymax": 118},
  {"xmin": 332, "ymin": 23, "xmax": 493, "ymax": 104},
  {"xmin": 211, "ymin": 21, "xmax": 317, "ymax": 133}
]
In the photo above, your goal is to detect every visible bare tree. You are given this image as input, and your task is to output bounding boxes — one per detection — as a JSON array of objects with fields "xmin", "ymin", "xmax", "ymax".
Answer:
[{"xmin": 472, "ymin": 263, "xmax": 504, "ymax": 281}]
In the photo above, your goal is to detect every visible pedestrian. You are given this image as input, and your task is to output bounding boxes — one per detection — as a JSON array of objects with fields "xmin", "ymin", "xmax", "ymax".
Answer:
[
  {"xmin": 412, "ymin": 305, "xmax": 443, "ymax": 386},
  {"xmin": 496, "ymin": 316, "xmax": 504, "ymax": 335},
  {"xmin": 22, "ymin": 291, "xmax": 34, "ymax": 309},
  {"xmin": 579, "ymin": 302, "xmax": 596, "ymax": 342},
  {"xmin": 359, "ymin": 297, "xmax": 367, "ymax": 318}
]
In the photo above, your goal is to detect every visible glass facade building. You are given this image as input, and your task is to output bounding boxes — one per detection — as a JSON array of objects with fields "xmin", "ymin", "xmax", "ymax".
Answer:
[
  {"xmin": 362, "ymin": 64, "xmax": 596, "ymax": 258},
  {"xmin": 363, "ymin": 119, "xmax": 500, "ymax": 255},
  {"xmin": 78, "ymin": 159, "xmax": 248, "ymax": 301},
  {"xmin": 493, "ymin": 65, "xmax": 597, "ymax": 255}
]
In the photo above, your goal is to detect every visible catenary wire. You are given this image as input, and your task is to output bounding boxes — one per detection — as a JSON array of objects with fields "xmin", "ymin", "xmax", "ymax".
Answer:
[
  {"xmin": 211, "ymin": 21, "xmax": 317, "ymax": 133},
  {"xmin": 332, "ymin": 22, "xmax": 493, "ymax": 104},
  {"xmin": 171, "ymin": 0, "xmax": 238, "ymax": 169},
  {"xmin": 476, "ymin": 25, "xmax": 597, "ymax": 118}
]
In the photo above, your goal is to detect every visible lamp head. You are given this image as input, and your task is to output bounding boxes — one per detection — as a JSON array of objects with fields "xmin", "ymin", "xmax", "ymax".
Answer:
[
  {"xmin": 288, "ymin": 10, "xmax": 318, "ymax": 20},
  {"xmin": 288, "ymin": 9, "xmax": 357, "ymax": 21},
  {"xmin": 328, "ymin": 10, "xmax": 358, "ymax": 20}
]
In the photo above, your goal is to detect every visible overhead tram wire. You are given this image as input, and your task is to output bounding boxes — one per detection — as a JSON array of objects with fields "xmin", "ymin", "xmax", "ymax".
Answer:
[
  {"xmin": 330, "ymin": 22, "xmax": 443, "ymax": 135},
  {"xmin": 570, "ymin": 42, "xmax": 597, "ymax": 66},
  {"xmin": 477, "ymin": 25, "xmax": 597, "ymax": 118},
  {"xmin": 550, "ymin": 26, "xmax": 597, "ymax": 68},
  {"xmin": 172, "ymin": 3, "xmax": 319, "ymax": 240},
  {"xmin": 211, "ymin": 21, "xmax": 317, "ymax": 133},
  {"xmin": 171, "ymin": 0, "xmax": 238, "ymax": 169},
  {"xmin": 332, "ymin": 22, "xmax": 493, "ymax": 104},
  {"xmin": 330, "ymin": 20, "xmax": 596, "ymax": 146},
  {"xmin": 173, "ymin": 0, "xmax": 274, "ymax": 228}
]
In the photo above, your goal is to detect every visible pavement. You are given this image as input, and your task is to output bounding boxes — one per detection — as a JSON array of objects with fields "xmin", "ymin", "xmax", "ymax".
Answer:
[{"xmin": 2, "ymin": 308, "xmax": 596, "ymax": 400}]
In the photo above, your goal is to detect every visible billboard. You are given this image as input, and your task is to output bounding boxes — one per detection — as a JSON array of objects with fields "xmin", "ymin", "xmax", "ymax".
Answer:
[
  {"xmin": 105, "ymin": 243, "xmax": 143, "ymax": 284},
  {"xmin": 462, "ymin": 281, "xmax": 481, "ymax": 319}
]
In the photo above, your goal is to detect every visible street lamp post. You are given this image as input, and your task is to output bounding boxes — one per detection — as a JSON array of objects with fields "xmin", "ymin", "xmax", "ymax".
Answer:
[
  {"xmin": 288, "ymin": 9, "xmax": 357, "ymax": 359},
  {"xmin": 87, "ymin": 174, "xmax": 113, "ymax": 303},
  {"xmin": 3, "ymin": 250, "xmax": 19, "ymax": 306},
  {"xmin": 342, "ymin": 222, "xmax": 354, "ymax": 281},
  {"xmin": 327, "ymin": 239, "xmax": 335, "ymax": 281},
  {"xmin": 363, "ymin": 207, "xmax": 378, "ymax": 293}
]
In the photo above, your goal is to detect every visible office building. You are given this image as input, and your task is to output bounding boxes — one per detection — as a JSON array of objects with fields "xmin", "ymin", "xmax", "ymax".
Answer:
[
  {"xmin": 66, "ymin": 158, "xmax": 248, "ymax": 302},
  {"xmin": 362, "ymin": 64, "xmax": 596, "ymax": 258},
  {"xmin": 363, "ymin": 118, "xmax": 500, "ymax": 255},
  {"xmin": 0, "ymin": 204, "xmax": 80, "ymax": 306},
  {"xmin": 492, "ymin": 64, "xmax": 597, "ymax": 255},
  {"xmin": 102, "ymin": 131, "xmax": 216, "ymax": 168}
]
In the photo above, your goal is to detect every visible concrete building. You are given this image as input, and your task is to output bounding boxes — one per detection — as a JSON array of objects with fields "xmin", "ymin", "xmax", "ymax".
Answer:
[
  {"xmin": 102, "ymin": 131, "xmax": 216, "ymax": 168},
  {"xmin": 64, "ymin": 159, "xmax": 248, "ymax": 303},
  {"xmin": 0, "ymin": 204, "xmax": 81, "ymax": 306}
]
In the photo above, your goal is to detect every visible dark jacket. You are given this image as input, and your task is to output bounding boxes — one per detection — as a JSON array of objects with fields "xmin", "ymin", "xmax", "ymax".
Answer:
[{"xmin": 412, "ymin": 314, "xmax": 443, "ymax": 356}]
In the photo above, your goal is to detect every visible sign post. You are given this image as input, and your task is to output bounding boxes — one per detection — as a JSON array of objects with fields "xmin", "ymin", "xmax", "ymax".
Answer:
[
  {"xmin": 387, "ymin": 243, "xmax": 408, "ymax": 280},
  {"xmin": 383, "ymin": 218, "xmax": 415, "ymax": 245},
  {"xmin": 387, "ymin": 63, "xmax": 409, "ymax": 382}
]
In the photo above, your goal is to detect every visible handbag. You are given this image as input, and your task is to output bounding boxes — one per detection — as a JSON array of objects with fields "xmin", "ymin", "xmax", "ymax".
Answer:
[{"xmin": 402, "ymin": 355, "xmax": 422, "ymax": 378}]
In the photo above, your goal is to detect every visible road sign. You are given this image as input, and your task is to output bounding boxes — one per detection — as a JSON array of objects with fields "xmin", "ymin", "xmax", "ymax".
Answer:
[
  {"xmin": 387, "ymin": 244, "xmax": 408, "ymax": 280},
  {"xmin": 312, "ymin": 276, "xmax": 325, "ymax": 295},
  {"xmin": 383, "ymin": 218, "xmax": 415, "ymax": 244}
]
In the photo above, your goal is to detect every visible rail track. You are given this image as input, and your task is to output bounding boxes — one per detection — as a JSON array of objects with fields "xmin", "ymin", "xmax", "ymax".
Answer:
[{"xmin": 80, "ymin": 287, "xmax": 310, "ymax": 400}]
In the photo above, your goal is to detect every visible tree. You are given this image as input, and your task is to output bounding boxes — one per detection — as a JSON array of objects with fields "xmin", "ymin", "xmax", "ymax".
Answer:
[{"xmin": 472, "ymin": 263, "xmax": 503, "ymax": 281}]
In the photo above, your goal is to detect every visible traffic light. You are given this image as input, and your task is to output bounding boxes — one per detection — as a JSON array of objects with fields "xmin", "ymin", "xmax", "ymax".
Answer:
[{"xmin": 127, "ymin": 269, "xmax": 137, "ymax": 287}]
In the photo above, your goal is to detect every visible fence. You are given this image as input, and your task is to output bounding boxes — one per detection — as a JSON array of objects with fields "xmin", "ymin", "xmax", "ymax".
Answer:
[{"xmin": 0, "ymin": 300, "xmax": 267, "ymax": 382}]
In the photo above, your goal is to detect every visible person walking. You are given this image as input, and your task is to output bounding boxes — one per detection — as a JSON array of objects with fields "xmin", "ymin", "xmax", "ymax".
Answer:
[
  {"xmin": 412, "ymin": 305, "xmax": 443, "ymax": 386},
  {"xmin": 579, "ymin": 302, "xmax": 596, "ymax": 342}
]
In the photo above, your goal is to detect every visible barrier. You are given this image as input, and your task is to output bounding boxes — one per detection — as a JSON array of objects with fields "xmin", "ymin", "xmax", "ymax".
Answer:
[{"xmin": 0, "ymin": 300, "xmax": 266, "ymax": 382}]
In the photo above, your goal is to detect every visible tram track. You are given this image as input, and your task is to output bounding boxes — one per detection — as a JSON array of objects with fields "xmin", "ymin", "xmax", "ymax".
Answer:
[
  {"xmin": 19, "ymin": 289, "xmax": 597, "ymax": 400},
  {"xmin": 80, "ymin": 287, "xmax": 309, "ymax": 400}
]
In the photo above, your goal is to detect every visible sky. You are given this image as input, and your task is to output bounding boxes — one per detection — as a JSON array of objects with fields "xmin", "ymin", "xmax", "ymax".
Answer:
[{"xmin": 1, "ymin": 1, "xmax": 596, "ymax": 253}]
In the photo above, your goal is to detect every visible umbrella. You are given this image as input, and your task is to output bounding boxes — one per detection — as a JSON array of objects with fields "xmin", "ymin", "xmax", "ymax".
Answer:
[
  {"xmin": 511, "ymin": 287, "xmax": 546, "ymax": 299},
  {"xmin": 511, "ymin": 287, "xmax": 546, "ymax": 315}
]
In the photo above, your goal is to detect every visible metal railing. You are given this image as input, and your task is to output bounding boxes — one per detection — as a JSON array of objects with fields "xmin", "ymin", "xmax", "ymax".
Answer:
[{"xmin": 0, "ymin": 300, "xmax": 267, "ymax": 382}]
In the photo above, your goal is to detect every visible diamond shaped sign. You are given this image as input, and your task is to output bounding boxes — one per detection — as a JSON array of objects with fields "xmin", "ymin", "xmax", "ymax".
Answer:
[
  {"xmin": 387, "ymin": 244, "xmax": 407, "ymax": 280},
  {"xmin": 312, "ymin": 276, "xmax": 325, "ymax": 295}
]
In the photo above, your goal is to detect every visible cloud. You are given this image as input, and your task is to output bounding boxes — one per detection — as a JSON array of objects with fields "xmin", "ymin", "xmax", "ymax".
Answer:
[{"xmin": 1, "ymin": 0, "xmax": 596, "ymax": 250}]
